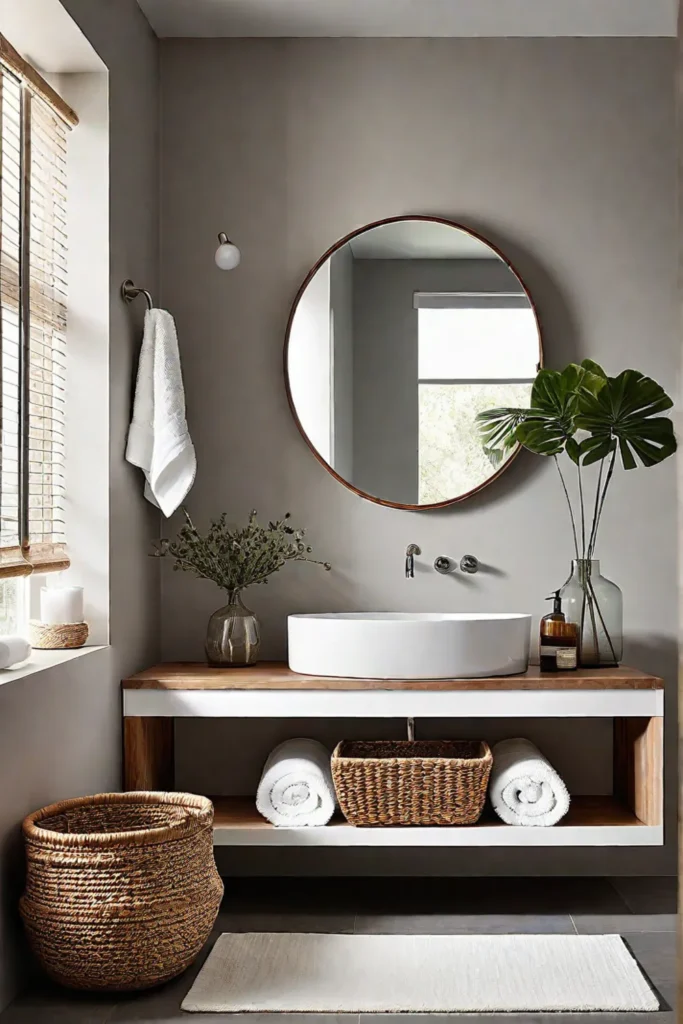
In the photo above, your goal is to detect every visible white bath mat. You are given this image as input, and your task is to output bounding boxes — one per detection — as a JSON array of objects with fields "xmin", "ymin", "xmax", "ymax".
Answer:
[{"xmin": 182, "ymin": 932, "xmax": 658, "ymax": 1013}]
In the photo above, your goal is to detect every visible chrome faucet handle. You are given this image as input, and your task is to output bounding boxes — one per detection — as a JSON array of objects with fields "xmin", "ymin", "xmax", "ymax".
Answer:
[
  {"xmin": 405, "ymin": 543, "xmax": 421, "ymax": 579},
  {"xmin": 460, "ymin": 554, "xmax": 479, "ymax": 574},
  {"xmin": 434, "ymin": 556, "xmax": 455, "ymax": 575}
]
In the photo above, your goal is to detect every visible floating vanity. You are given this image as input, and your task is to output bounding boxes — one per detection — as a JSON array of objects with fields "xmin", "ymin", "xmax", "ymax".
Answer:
[{"xmin": 122, "ymin": 662, "xmax": 664, "ymax": 848}]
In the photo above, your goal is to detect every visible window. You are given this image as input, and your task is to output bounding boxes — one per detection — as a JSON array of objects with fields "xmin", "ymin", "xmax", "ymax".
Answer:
[
  {"xmin": 0, "ymin": 35, "xmax": 77, "ymax": 601},
  {"xmin": 415, "ymin": 292, "xmax": 538, "ymax": 504}
]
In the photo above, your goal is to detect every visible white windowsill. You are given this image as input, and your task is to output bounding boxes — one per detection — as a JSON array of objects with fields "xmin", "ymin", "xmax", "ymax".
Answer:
[{"xmin": 0, "ymin": 645, "xmax": 109, "ymax": 689}]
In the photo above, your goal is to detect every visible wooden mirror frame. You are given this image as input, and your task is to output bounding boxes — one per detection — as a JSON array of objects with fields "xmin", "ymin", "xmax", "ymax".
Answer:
[{"xmin": 283, "ymin": 215, "xmax": 544, "ymax": 511}]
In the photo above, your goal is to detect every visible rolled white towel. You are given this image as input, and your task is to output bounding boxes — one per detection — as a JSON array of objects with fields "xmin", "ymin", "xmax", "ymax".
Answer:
[
  {"xmin": 490, "ymin": 738, "xmax": 570, "ymax": 827},
  {"xmin": 0, "ymin": 636, "xmax": 30, "ymax": 668},
  {"xmin": 256, "ymin": 738, "xmax": 336, "ymax": 827}
]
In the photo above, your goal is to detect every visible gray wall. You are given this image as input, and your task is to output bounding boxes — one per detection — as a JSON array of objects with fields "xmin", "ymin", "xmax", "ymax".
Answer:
[
  {"xmin": 352, "ymin": 257, "xmax": 524, "ymax": 503},
  {"xmin": 55, "ymin": 0, "xmax": 160, "ymax": 668},
  {"xmin": 61, "ymin": 0, "xmax": 162, "ymax": 665},
  {"xmin": 160, "ymin": 38, "xmax": 677, "ymax": 876},
  {"xmin": 0, "ymin": 1, "xmax": 161, "ymax": 1008}
]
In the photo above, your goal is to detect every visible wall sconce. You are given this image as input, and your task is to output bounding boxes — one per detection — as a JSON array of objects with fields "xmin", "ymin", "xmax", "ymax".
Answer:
[{"xmin": 215, "ymin": 231, "xmax": 241, "ymax": 270}]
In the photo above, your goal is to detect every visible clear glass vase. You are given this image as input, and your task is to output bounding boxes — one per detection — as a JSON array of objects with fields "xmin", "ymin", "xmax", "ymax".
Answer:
[
  {"xmin": 559, "ymin": 559, "xmax": 623, "ymax": 668},
  {"xmin": 205, "ymin": 589, "xmax": 260, "ymax": 667}
]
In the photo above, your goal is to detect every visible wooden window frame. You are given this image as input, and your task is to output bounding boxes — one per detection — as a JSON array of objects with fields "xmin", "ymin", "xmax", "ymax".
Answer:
[
  {"xmin": 0, "ymin": 35, "xmax": 75, "ymax": 577},
  {"xmin": 0, "ymin": 35, "xmax": 77, "ymax": 129}
]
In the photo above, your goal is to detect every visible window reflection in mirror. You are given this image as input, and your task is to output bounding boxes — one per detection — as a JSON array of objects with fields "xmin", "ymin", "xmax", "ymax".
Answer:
[
  {"xmin": 286, "ymin": 218, "xmax": 542, "ymax": 509},
  {"xmin": 416, "ymin": 294, "xmax": 538, "ymax": 504}
]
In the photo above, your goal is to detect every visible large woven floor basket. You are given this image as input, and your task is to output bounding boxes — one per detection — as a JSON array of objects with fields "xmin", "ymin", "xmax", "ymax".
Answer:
[
  {"xmin": 20, "ymin": 792, "xmax": 224, "ymax": 991},
  {"xmin": 332, "ymin": 739, "xmax": 493, "ymax": 826}
]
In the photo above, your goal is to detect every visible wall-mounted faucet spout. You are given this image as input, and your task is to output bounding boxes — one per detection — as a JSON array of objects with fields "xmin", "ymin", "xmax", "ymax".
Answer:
[{"xmin": 405, "ymin": 543, "xmax": 421, "ymax": 578}]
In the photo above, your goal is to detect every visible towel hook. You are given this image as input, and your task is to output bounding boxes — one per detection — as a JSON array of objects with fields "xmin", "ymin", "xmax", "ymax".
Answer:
[{"xmin": 121, "ymin": 279, "xmax": 153, "ymax": 310}]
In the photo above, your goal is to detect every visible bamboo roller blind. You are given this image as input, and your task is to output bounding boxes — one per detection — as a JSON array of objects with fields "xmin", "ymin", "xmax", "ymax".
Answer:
[{"xmin": 0, "ymin": 37, "xmax": 75, "ymax": 577}]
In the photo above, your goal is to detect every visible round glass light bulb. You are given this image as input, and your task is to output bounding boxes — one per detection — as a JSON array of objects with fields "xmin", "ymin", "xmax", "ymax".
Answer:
[{"xmin": 215, "ymin": 240, "xmax": 241, "ymax": 270}]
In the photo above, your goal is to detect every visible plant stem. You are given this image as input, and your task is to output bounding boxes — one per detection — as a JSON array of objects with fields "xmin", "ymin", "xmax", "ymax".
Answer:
[
  {"xmin": 589, "ymin": 447, "xmax": 617, "ymax": 559},
  {"xmin": 162, "ymin": 553, "xmax": 223, "ymax": 588},
  {"xmin": 586, "ymin": 576, "xmax": 619, "ymax": 665},
  {"xmin": 554, "ymin": 456, "xmax": 579, "ymax": 560},
  {"xmin": 577, "ymin": 463, "xmax": 586, "ymax": 558},
  {"xmin": 584, "ymin": 578, "xmax": 600, "ymax": 662},
  {"xmin": 183, "ymin": 508, "xmax": 230, "ymax": 587},
  {"xmin": 586, "ymin": 457, "xmax": 604, "ymax": 560},
  {"xmin": 576, "ymin": 561, "xmax": 600, "ymax": 666},
  {"xmin": 579, "ymin": 586, "xmax": 587, "ymax": 659}
]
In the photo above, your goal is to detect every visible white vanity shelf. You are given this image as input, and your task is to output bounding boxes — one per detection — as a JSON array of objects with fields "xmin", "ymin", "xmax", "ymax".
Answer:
[{"xmin": 122, "ymin": 662, "xmax": 664, "ymax": 848}]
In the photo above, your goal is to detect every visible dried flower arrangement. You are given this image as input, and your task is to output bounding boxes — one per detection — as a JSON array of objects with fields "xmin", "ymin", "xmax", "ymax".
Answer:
[{"xmin": 153, "ymin": 508, "xmax": 331, "ymax": 596}]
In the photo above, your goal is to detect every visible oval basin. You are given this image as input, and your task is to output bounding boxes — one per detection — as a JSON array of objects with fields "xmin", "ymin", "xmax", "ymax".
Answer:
[{"xmin": 288, "ymin": 612, "xmax": 532, "ymax": 680}]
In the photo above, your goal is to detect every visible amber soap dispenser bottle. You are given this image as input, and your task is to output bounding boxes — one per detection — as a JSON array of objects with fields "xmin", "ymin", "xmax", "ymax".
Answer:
[{"xmin": 540, "ymin": 590, "xmax": 578, "ymax": 673}]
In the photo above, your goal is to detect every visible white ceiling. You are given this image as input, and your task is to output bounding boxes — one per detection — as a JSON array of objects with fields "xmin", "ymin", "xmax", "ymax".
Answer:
[
  {"xmin": 349, "ymin": 222, "xmax": 497, "ymax": 260},
  {"xmin": 0, "ymin": 0, "xmax": 105, "ymax": 72},
  {"xmin": 137, "ymin": 0, "xmax": 677, "ymax": 38}
]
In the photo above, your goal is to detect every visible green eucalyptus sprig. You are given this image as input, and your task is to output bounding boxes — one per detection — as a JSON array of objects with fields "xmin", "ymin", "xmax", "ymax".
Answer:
[{"xmin": 153, "ymin": 508, "xmax": 331, "ymax": 594}]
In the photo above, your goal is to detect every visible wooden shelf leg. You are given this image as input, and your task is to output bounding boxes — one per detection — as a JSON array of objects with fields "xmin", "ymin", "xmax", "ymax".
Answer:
[
  {"xmin": 613, "ymin": 716, "xmax": 663, "ymax": 826},
  {"xmin": 123, "ymin": 717, "xmax": 175, "ymax": 791}
]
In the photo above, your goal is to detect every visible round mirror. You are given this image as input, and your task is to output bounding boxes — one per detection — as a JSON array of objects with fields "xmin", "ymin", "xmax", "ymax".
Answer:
[{"xmin": 285, "ymin": 216, "xmax": 542, "ymax": 510}]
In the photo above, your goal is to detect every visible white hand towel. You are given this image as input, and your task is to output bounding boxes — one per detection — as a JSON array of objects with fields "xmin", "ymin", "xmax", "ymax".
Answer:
[
  {"xmin": 490, "ymin": 737, "xmax": 570, "ymax": 827},
  {"xmin": 125, "ymin": 308, "xmax": 196, "ymax": 517},
  {"xmin": 256, "ymin": 738, "xmax": 337, "ymax": 827}
]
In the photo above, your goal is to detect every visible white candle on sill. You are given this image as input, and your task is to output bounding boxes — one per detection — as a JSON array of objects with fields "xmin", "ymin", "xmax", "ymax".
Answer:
[{"xmin": 40, "ymin": 586, "xmax": 84, "ymax": 625}]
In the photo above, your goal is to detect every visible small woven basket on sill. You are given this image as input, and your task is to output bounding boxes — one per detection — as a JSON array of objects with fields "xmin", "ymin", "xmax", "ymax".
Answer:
[
  {"xmin": 331, "ymin": 739, "xmax": 493, "ymax": 827},
  {"xmin": 20, "ymin": 792, "xmax": 223, "ymax": 991},
  {"xmin": 29, "ymin": 620, "xmax": 89, "ymax": 649}
]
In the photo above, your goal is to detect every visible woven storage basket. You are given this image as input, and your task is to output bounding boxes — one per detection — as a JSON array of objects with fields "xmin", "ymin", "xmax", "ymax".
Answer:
[
  {"xmin": 29, "ymin": 620, "xmax": 89, "ymax": 649},
  {"xmin": 20, "ymin": 792, "xmax": 223, "ymax": 991},
  {"xmin": 331, "ymin": 739, "xmax": 493, "ymax": 826}
]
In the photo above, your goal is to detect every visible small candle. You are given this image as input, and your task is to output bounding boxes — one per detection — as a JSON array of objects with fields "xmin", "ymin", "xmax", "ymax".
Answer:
[{"xmin": 40, "ymin": 586, "xmax": 84, "ymax": 625}]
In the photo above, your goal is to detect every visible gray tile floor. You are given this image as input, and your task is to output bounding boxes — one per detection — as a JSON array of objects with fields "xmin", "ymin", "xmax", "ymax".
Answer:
[{"xmin": 0, "ymin": 877, "xmax": 676, "ymax": 1023}]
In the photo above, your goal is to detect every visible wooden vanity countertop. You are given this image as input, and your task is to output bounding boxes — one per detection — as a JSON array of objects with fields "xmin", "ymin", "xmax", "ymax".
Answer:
[{"xmin": 122, "ymin": 662, "xmax": 664, "ymax": 691}]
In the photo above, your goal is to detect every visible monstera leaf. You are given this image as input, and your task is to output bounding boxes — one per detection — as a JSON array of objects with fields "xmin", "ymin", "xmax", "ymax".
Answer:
[
  {"xmin": 477, "ymin": 361, "xmax": 607, "ymax": 463},
  {"xmin": 575, "ymin": 369, "xmax": 677, "ymax": 469},
  {"xmin": 477, "ymin": 407, "xmax": 535, "ymax": 465},
  {"xmin": 477, "ymin": 360, "xmax": 675, "ymax": 577}
]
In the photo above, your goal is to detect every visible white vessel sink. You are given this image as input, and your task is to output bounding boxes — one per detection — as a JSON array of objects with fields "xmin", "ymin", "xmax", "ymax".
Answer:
[{"xmin": 288, "ymin": 612, "xmax": 532, "ymax": 680}]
